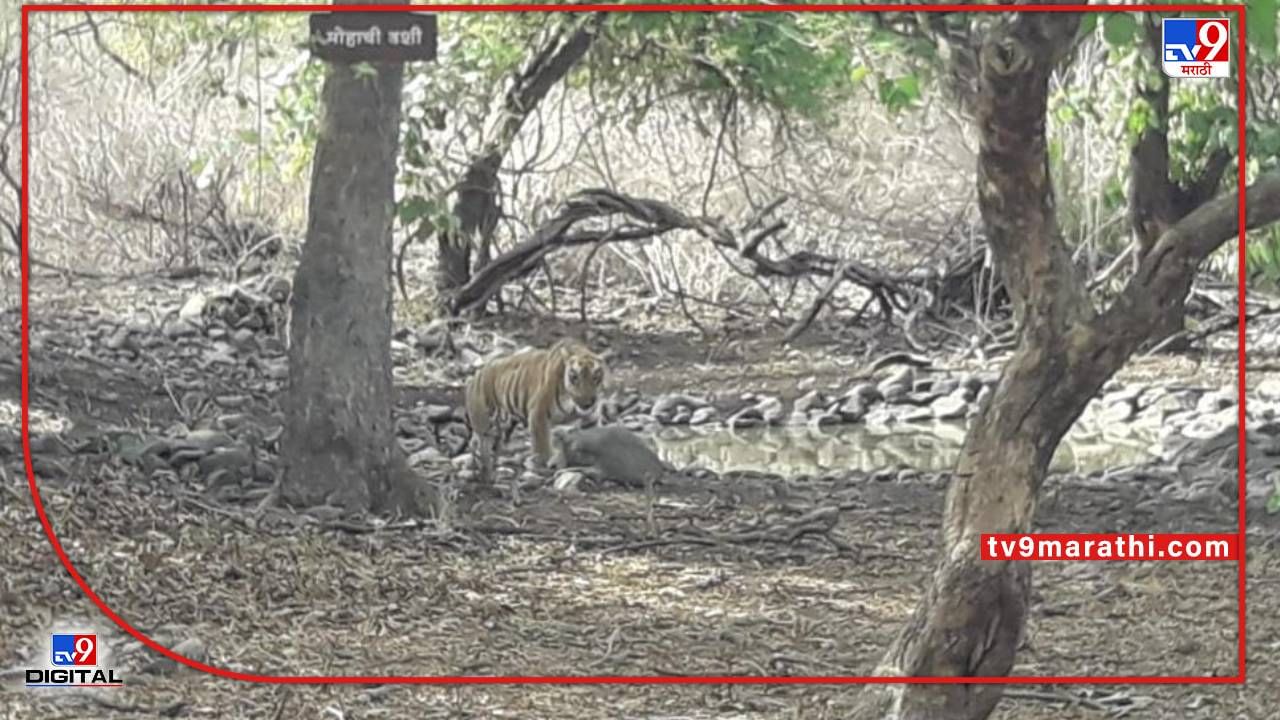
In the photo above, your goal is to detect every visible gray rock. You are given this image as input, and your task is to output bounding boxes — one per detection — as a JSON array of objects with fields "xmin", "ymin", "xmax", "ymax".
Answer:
[
  {"xmin": 424, "ymin": 404, "xmax": 455, "ymax": 423},
  {"xmin": 178, "ymin": 294, "xmax": 207, "ymax": 322},
  {"xmin": 1099, "ymin": 401, "xmax": 1137, "ymax": 425},
  {"xmin": 899, "ymin": 406, "xmax": 934, "ymax": 423},
  {"xmin": 175, "ymin": 429, "xmax": 236, "ymax": 454},
  {"xmin": 974, "ymin": 385, "xmax": 993, "ymax": 410},
  {"xmin": 878, "ymin": 367, "xmax": 914, "ymax": 401},
  {"xmin": 689, "ymin": 407, "xmax": 718, "ymax": 425},
  {"xmin": 552, "ymin": 470, "xmax": 587, "ymax": 492},
  {"xmin": 932, "ymin": 378, "xmax": 960, "ymax": 396},
  {"xmin": 903, "ymin": 391, "xmax": 941, "ymax": 406},
  {"xmin": 198, "ymin": 446, "xmax": 253, "ymax": 477},
  {"xmin": 104, "ymin": 327, "xmax": 131, "ymax": 351},
  {"xmin": 756, "ymin": 396, "xmax": 785, "ymax": 425},
  {"xmin": 408, "ymin": 447, "xmax": 444, "ymax": 466},
  {"xmin": 931, "ymin": 394, "xmax": 969, "ymax": 420},
  {"xmin": 837, "ymin": 398, "xmax": 867, "ymax": 422},
  {"xmin": 164, "ymin": 319, "xmax": 199, "ymax": 339},
  {"xmin": 864, "ymin": 406, "xmax": 896, "ymax": 428},
  {"xmin": 846, "ymin": 383, "xmax": 883, "ymax": 405},
  {"xmin": 1197, "ymin": 390, "xmax": 1235, "ymax": 415},
  {"xmin": 793, "ymin": 390, "xmax": 823, "ymax": 415}
]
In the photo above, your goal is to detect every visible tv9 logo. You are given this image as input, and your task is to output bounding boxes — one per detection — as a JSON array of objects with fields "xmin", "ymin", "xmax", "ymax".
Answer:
[
  {"xmin": 1162, "ymin": 18, "xmax": 1230, "ymax": 78},
  {"xmin": 51, "ymin": 633, "xmax": 97, "ymax": 666}
]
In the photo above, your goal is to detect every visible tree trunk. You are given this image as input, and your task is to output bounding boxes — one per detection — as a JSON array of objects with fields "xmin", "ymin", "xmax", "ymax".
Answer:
[
  {"xmin": 280, "ymin": 15, "xmax": 421, "ymax": 516},
  {"xmin": 435, "ymin": 17, "xmax": 598, "ymax": 303},
  {"xmin": 852, "ymin": 9, "xmax": 1280, "ymax": 717}
]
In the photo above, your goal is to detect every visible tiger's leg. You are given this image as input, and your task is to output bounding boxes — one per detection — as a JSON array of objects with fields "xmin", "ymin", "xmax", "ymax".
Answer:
[
  {"xmin": 465, "ymin": 387, "xmax": 495, "ymax": 487},
  {"xmin": 528, "ymin": 410, "xmax": 554, "ymax": 469}
]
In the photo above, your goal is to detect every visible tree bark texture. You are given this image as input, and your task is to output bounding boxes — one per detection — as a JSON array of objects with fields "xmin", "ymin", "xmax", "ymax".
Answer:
[
  {"xmin": 853, "ymin": 8, "xmax": 1280, "ymax": 718},
  {"xmin": 436, "ymin": 16, "xmax": 598, "ymax": 300},
  {"xmin": 281, "ymin": 37, "xmax": 419, "ymax": 515}
]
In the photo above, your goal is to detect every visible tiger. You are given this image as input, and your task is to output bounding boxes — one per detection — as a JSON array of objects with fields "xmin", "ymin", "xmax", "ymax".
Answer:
[{"xmin": 463, "ymin": 338, "xmax": 607, "ymax": 489}]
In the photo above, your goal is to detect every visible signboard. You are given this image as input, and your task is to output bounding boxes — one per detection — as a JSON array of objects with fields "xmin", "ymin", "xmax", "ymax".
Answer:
[{"xmin": 309, "ymin": 12, "xmax": 438, "ymax": 64}]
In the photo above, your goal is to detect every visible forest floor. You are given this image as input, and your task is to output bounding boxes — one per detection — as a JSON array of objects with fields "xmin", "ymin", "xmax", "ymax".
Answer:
[{"xmin": 0, "ymin": 275, "xmax": 1277, "ymax": 720}]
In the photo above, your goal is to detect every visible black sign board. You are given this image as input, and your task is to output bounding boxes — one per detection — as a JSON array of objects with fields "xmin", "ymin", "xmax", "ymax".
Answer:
[{"xmin": 309, "ymin": 12, "xmax": 438, "ymax": 64}]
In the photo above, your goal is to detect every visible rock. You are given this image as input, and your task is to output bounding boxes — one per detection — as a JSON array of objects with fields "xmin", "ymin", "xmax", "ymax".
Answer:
[
  {"xmin": 163, "ymin": 319, "xmax": 199, "ymax": 339},
  {"xmin": 1181, "ymin": 409, "xmax": 1237, "ymax": 441},
  {"xmin": 1143, "ymin": 392, "xmax": 1190, "ymax": 418},
  {"xmin": 104, "ymin": 327, "xmax": 131, "ymax": 351},
  {"xmin": 756, "ymin": 397, "xmax": 784, "ymax": 425},
  {"xmin": 837, "ymin": 398, "xmax": 867, "ymax": 422},
  {"xmin": 231, "ymin": 328, "xmax": 256, "ymax": 347},
  {"xmin": 797, "ymin": 376, "xmax": 817, "ymax": 392},
  {"xmin": 178, "ymin": 294, "xmax": 207, "ymax": 322},
  {"xmin": 878, "ymin": 367, "xmax": 914, "ymax": 401},
  {"xmin": 1256, "ymin": 377, "xmax": 1280, "ymax": 399},
  {"xmin": 932, "ymin": 393, "xmax": 969, "ymax": 420},
  {"xmin": 728, "ymin": 408, "xmax": 764, "ymax": 428},
  {"xmin": 864, "ymin": 406, "xmax": 896, "ymax": 429},
  {"xmin": 1196, "ymin": 390, "xmax": 1235, "ymax": 415},
  {"xmin": 1099, "ymin": 400, "xmax": 1137, "ymax": 425},
  {"xmin": 261, "ymin": 360, "xmax": 289, "ymax": 380},
  {"xmin": 689, "ymin": 407, "xmax": 718, "ymax": 425},
  {"xmin": 809, "ymin": 411, "xmax": 841, "ymax": 427},
  {"xmin": 932, "ymin": 378, "xmax": 959, "ymax": 396},
  {"xmin": 197, "ymin": 446, "xmax": 253, "ymax": 477},
  {"xmin": 898, "ymin": 406, "xmax": 934, "ymax": 423},
  {"xmin": 175, "ymin": 429, "xmax": 236, "ymax": 454},
  {"xmin": 424, "ymin": 405, "xmax": 455, "ymax": 423},
  {"xmin": 652, "ymin": 394, "xmax": 706, "ymax": 420},
  {"xmin": 846, "ymin": 383, "xmax": 883, "ymax": 404},
  {"xmin": 552, "ymin": 470, "xmax": 587, "ymax": 492},
  {"xmin": 974, "ymin": 385, "xmax": 993, "ymax": 410},
  {"xmin": 903, "ymin": 391, "xmax": 940, "ymax": 406},
  {"xmin": 408, "ymin": 447, "xmax": 444, "ymax": 466},
  {"xmin": 142, "ymin": 637, "xmax": 207, "ymax": 676},
  {"xmin": 793, "ymin": 390, "xmax": 823, "ymax": 416},
  {"xmin": 1102, "ymin": 385, "xmax": 1145, "ymax": 406}
]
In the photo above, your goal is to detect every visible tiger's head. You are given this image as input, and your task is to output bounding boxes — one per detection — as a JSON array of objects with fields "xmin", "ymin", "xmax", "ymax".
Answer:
[{"xmin": 559, "ymin": 342, "xmax": 607, "ymax": 413}]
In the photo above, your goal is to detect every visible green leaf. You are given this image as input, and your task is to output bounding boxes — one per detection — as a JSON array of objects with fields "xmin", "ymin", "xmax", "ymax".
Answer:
[
  {"xmin": 1078, "ymin": 13, "xmax": 1100, "ymax": 38},
  {"xmin": 1103, "ymin": 14, "xmax": 1138, "ymax": 46},
  {"xmin": 235, "ymin": 129, "xmax": 259, "ymax": 145},
  {"xmin": 1267, "ymin": 482, "xmax": 1280, "ymax": 515},
  {"xmin": 1249, "ymin": 0, "xmax": 1278, "ymax": 59}
]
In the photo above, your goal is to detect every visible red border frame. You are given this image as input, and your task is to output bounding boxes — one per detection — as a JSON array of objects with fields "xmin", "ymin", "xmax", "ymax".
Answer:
[{"xmin": 20, "ymin": 2, "xmax": 1248, "ymax": 686}]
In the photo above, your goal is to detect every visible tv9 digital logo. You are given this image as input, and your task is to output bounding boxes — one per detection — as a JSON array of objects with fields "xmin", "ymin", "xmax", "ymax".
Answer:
[
  {"xmin": 25, "ymin": 632, "xmax": 124, "ymax": 688},
  {"xmin": 1162, "ymin": 18, "xmax": 1230, "ymax": 78},
  {"xmin": 51, "ymin": 634, "xmax": 97, "ymax": 666}
]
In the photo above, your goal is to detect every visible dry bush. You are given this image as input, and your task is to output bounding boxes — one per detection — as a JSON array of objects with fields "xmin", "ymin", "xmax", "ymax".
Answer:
[{"xmin": 24, "ymin": 14, "xmax": 305, "ymax": 280}]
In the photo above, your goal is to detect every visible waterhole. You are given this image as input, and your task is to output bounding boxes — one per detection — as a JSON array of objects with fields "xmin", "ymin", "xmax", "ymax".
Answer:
[{"xmin": 650, "ymin": 422, "xmax": 1160, "ymax": 476}]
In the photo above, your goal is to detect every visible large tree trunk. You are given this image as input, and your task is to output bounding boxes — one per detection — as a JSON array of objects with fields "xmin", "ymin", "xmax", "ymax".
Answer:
[
  {"xmin": 280, "ymin": 8, "xmax": 420, "ymax": 516},
  {"xmin": 1127, "ymin": 15, "xmax": 1231, "ymax": 347},
  {"xmin": 435, "ymin": 16, "xmax": 598, "ymax": 303},
  {"xmin": 853, "ymin": 8, "xmax": 1280, "ymax": 718}
]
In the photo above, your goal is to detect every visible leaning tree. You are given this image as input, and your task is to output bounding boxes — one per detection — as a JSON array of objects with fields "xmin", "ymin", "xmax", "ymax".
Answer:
[{"xmin": 851, "ymin": 7, "xmax": 1279, "ymax": 720}]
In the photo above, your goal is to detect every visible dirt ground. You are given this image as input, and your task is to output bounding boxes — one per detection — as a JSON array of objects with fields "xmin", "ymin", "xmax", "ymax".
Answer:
[{"xmin": 1, "ymin": 278, "xmax": 1276, "ymax": 719}]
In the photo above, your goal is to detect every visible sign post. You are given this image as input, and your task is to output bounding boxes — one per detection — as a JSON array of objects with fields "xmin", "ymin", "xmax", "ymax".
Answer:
[{"xmin": 308, "ymin": 12, "xmax": 438, "ymax": 64}]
